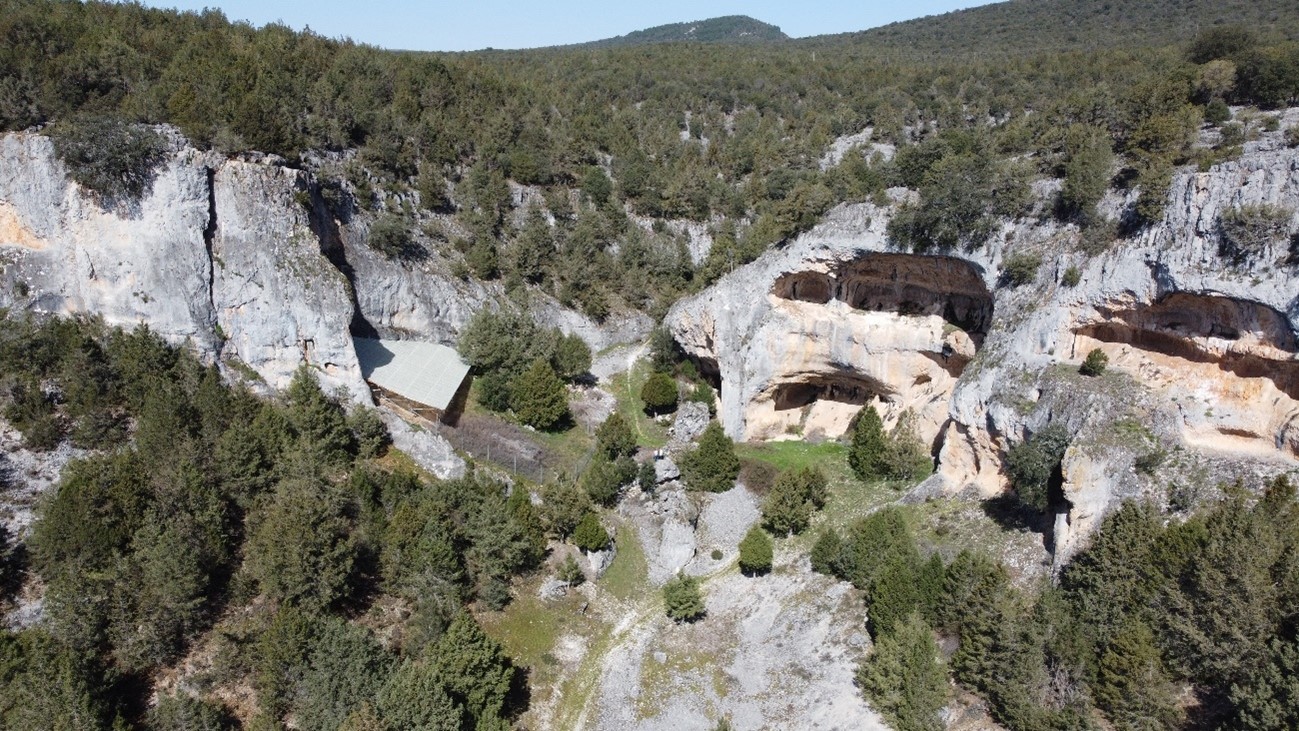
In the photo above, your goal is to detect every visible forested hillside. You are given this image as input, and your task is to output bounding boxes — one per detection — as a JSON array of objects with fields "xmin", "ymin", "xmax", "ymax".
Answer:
[
  {"xmin": 575, "ymin": 15, "xmax": 787, "ymax": 49},
  {"xmin": 2, "ymin": 0, "xmax": 1297, "ymax": 323},
  {"xmin": 4, "ymin": 1, "xmax": 1299, "ymax": 729}
]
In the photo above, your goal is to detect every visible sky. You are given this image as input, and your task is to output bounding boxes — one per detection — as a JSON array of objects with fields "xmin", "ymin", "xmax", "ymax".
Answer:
[{"xmin": 137, "ymin": 0, "xmax": 994, "ymax": 52}]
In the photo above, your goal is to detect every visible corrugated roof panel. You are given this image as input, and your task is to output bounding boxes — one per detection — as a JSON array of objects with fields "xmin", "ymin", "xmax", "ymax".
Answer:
[{"xmin": 353, "ymin": 338, "xmax": 471, "ymax": 411}]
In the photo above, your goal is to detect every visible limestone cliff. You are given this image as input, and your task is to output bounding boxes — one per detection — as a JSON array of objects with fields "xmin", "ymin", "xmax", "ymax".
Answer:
[
  {"xmin": 667, "ymin": 112, "xmax": 1299, "ymax": 562},
  {"xmin": 0, "ymin": 131, "xmax": 369, "ymax": 400}
]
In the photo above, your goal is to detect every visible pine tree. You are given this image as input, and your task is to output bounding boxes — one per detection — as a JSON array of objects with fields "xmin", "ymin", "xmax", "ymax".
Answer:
[
  {"xmin": 848, "ymin": 405, "xmax": 886, "ymax": 480},
  {"xmin": 511, "ymin": 358, "xmax": 569, "ymax": 431},
  {"xmin": 679, "ymin": 421, "xmax": 740, "ymax": 493},
  {"xmin": 571, "ymin": 512, "xmax": 609, "ymax": 553},
  {"xmin": 431, "ymin": 613, "xmax": 517, "ymax": 727},
  {"xmin": 595, "ymin": 413, "xmax": 637, "ymax": 460},
  {"xmin": 857, "ymin": 613, "xmax": 947, "ymax": 731},
  {"xmin": 663, "ymin": 575, "xmax": 706, "ymax": 622},
  {"xmin": 737, "ymin": 525, "xmax": 773, "ymax": 575}
]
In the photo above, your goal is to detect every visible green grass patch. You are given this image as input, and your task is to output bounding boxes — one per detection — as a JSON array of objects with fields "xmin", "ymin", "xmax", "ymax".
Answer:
[
  {"xmin": 601, "ymin": 523, "xmax": 650, "ymax": 601},
  {"xmin": 607, "ymin": 359, "xmax": 670, "ymax": 449},
  {"xmin": 735, "ymin": 440, "xmax": 847, "ymax": 472}
]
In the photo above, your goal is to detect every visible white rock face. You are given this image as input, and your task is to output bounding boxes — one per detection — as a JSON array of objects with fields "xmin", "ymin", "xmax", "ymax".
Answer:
[
  {"xmin": 667, "ymin": 118, "xmax": 1299, "ymax": 556},
  {"xmin": 0, "ymin": 132, "xmax": 366, "ymax": 399}
]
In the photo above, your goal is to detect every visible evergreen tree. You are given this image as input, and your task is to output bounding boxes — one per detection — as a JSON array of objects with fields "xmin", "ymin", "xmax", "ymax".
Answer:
[
  {"xmin": 1229, "ymin": 637, "xmax": 1299, "ymax": 731},
  {"xmin": 761, "ymin": 467, "xmax": 829, "ymax": 536},
  {"xmin": 1005, "ymin": 424, "xmax": 1071, "ymax": 511},
  {"xmin": 430, "ymin": 614, "xmax": 517, "ymax": 728},
  {"xmin": 551, "ymin": 332, "xmax": 592, "ymax": 382},
  {"xmin": 571, "ymin": 512, "xmax": 609, "ymax": 553},
  {"xmin": 810, "ymin": 528, "xmax": 843, "ymax": 575},
  {"xmin": 679, "ymin": 421, "xmax": 740, "ymax": 493},
  {"xmin": 639, "ymin": 371, "xmax": 679, "ymax": 415},
  {"xmin": 286, "ymin": 365, "xmax": 355, "ymax": 463},
  {"xmin": 511, "ymin": 358, "xmax": 569, "ymax": 431},
  {"xmin": 246, "ymin": 477, "xmax": 355, "ymax": 613},
  {"xmin": 594, "ymin": 412, "xmax": 637, "ymax": 460},
  {"xmin": 374, "ymin": 660, "xmax": 462, "ymax": 731},
  {"xmin": 737, "ymin": 525, "xmax": 773, "ymax": 575},
  {"xmin": 848, "ymin": 405, "xmax": 887, "ymax": 480},
  {"xmin": 663, "ymin": 575, "xmax": 706, "ymax": 622},
  {"xmin": 857, "ymin": 613, "xmax": 947, "ymax": 731},
  {"xmin": 1094, "ymin": 621, "xmax": 1183, "ymax": 731}
]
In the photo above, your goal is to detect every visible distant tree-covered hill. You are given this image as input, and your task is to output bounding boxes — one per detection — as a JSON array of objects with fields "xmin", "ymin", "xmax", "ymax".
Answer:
[
  {"xmin": 577, "ymin": 15, "xmax": 787, "ymax": 49},
  {"xmin": 828, "ymin": 0, "xmax": 1299, "ymax": 59}
]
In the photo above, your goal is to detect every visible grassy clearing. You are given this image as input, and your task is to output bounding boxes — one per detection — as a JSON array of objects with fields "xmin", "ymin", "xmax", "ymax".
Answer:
[
  {"xmin": 607, "ymin": 359, "xmax": 670, "ymax": 449},
  {"xmin": 601, "ymin": 523, "xmax": 650, "ymax": 602},
  {"xmin": 479, "ymin": 578, "xmax": 599, "ymax": 722},
  {"xmin": 736, "ymin": 440, "xmax": 847, "ymax": 472}
]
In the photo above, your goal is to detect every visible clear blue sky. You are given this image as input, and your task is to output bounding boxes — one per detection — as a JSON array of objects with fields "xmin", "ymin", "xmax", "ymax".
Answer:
[{"xmin": 137, "ymin": 1, "xmax": 994, "ymax": 52}]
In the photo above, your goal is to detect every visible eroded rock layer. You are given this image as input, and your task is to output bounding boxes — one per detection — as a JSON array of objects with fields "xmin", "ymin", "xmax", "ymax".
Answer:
[{"xmin": 668, "ymin": 119, "xmax": 1299, "ymax": 559}]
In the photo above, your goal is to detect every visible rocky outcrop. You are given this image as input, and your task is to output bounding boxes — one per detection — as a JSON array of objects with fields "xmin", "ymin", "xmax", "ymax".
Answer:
[
  {"xmin": 0, "ymin": 132, "xmax": 368, "ymax": 400},
  {"xmin": 667, "ymin": 114, "xmax": 1299, "ymax": 557}
]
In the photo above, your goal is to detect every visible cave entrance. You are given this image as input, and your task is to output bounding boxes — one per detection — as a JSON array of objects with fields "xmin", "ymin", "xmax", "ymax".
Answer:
[
  {"xmin": 771, "ymin": 375, "xmax": 888, "ymax": 412},
  {"xmin": 770, "ymin": 253, "xmax": 995, "ymax": 341}
]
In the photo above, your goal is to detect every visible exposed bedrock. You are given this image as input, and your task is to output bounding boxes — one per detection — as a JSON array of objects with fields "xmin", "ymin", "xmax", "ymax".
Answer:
[
  {"xmin": 668, "ymin": 215, "xmax": 992, "ymax": 446},
  {"xmin": 1070, "ymin": 292, "xmax": 1299, "ymax": 458},
  {"xmin": 0, "ymin": 132, "xmax": 370, "ymax": 400},
  {"xmin": 670, "ymin": 127, "xmax": 1299, "ymax": 560}
]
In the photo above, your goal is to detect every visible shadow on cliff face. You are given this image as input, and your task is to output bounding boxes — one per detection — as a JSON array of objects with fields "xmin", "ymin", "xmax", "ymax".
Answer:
[
  {"xmin": 304, "ymin": 179, "xmax": 379, "ymax": 339},
  {"xmin": 1075, "ymin": 292, "xmax": 1299, "ymax": 397},
  {"xmin": 755, "ymin": 253, "xmax": 992, "ymax": 440},
  {"xmin": 771, "ymin": 252, "xmax": 994, "ymax": 341}
]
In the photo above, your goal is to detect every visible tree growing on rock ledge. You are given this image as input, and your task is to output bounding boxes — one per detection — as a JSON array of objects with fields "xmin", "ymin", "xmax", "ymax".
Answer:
[
  {"xmin": 1079, "ymin": 348, "xmax": 1109, "ymax": 376},
  {"xmin": 663, "ymin": 574, "xmax": 705, "ymax": 622},
  {"xmin": 680, "ymin": 421, "xmax": 740, "ymax": 493},
  {"xmin": 571, "ymin": 512, "xmax": 609, "ymax": 553}
]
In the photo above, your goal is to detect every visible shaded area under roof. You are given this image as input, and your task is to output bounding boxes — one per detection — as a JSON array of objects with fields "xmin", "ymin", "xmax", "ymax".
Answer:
[{"xmin": 353, "ymin": 338, "xmax": 471, "ymax": 411}]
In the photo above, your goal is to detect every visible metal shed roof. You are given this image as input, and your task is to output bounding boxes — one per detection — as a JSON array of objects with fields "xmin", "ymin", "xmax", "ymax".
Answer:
[{"xmin": 353, "ymin": 338, "xmax": 471, "ymax": 411}]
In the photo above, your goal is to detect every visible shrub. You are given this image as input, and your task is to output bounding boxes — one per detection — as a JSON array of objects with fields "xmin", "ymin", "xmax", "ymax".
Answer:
[
  {"xmin": 1061, "ymin": 265, "xmax": 1081, "ymax": 287},
  {"xmin": 571, "ymin": 512, "xmax": 609, "ymax": 553},
  {"xmin": 367, "ymin": 215, "xmax": 417, "ymax": 260},
  {"xmin": 679, "ymin": 421, "xmax": 740, "ymax": 493},
  {"xmin": 511, "ymin": 359, "xmax": 569, "ymax": 431},
  {"xmin": 558, "ymin": 554, "xmax": 585, "ymax": 586},
  {"xmin": 47, "ymin": 117, "xmax": 167, "ymax": 203},
  {"xmin": 1005, "ymin": 424, "xmax": 1071, "ymax": 511},
  {"xmin": 1204, "ymin": 98, "xmax": 1231, "ymax": 126},
  {"xmin": 1002, "ymin": 251, "xmax": 1042, "ymax": 287},
  {"xmin": 663, "ymin": 574, "xmax": 705, "ymax": 622},
  {"xmin": 640, "ymin": 371, "xmax": 679, "ymax": 415},
  {"xmin": 737, "ymin": 525, "xmax": 773, "ymax": 575},
  {"xmin": 1080, "ymin": 348, "xmax": 1109, "ymax": 376},
  {"xmin": 595, "ymin": 413, "xmax": 637, "ymax": 460},
  {"xmin": 687, "ymin": 382, "xmax": 717, "ymax": 415},
  {"xmin": 1218, "ymin": 204, "xmax": 1294, "ymax": 264},
  {"xmin": 1286, "ymin": 126, "xmax": 1299, "ymax": 148}
]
